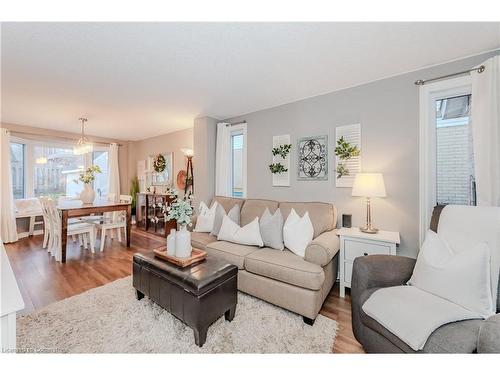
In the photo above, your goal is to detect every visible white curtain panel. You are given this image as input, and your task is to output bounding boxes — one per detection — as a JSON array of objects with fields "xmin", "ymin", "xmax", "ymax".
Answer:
[
  {"xmin": 471, "ymin": 56, "xmax": 500, "ymax": 206},
  {"xmin": 215, "ymin": 122, "xmax": 232, "ymax": 197},
  {"xmin": 108, "ymin": 143, "xmax": 121, "ymax": 201},
  {"xmin": 0, "ymin": 128, "xmax": 19, "ymax": 243}
]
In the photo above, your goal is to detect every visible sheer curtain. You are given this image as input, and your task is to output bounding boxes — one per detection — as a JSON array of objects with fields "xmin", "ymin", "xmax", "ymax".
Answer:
[
  {"xmin": 215, "ymin": 122, "xmax": 232, "ymax": 197},
  {"xmin": 471, "ymin": 55, "xmax": 500, "ymax": 206},
  {"xmin": 108, "ymin": 143, "xmax": 121, "ymax": 201},
  {"xmin": 1, "ymin": 128, "xmax": 19, "ymax": 243}
]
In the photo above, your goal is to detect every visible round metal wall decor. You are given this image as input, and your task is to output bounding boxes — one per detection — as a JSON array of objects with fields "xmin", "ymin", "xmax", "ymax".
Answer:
[{"xmin": 297, "ymin": 135, "xmax": 328, "ymax": 180}]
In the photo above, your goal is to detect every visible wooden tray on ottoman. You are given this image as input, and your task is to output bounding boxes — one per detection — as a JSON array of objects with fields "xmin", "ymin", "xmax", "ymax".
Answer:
[{"xmin": 153, "ymin": 246, "xmax": 207, "ymax": 267}]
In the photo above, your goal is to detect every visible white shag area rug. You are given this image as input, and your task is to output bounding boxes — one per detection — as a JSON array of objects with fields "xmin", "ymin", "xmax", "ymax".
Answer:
[{"xmin": 17, "ymin": 276, "xmax": 337, "ymax": 353}]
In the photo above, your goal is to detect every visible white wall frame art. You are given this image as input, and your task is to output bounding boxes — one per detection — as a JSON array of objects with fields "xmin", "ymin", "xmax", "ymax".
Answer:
[
  {"xmin": 335, "ymin": 124, "xmax": 361, "ymax": 187},
  {"xmin": 297, "ymin": 135, "xmax": 328, "ymax": 181},
  {"xmin": 271, "ymin": 134, "xmax": 291, "ymax": 187},
  {"xmin": 148, "ymin": 152, "xmax": 173, "ymax": 187}
]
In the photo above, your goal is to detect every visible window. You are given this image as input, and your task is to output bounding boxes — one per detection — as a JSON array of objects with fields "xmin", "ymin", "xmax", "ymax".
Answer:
[
  {"xmin": 435, "ymin": 95, "xmax": 475, "ymax": 205},
  {"xmin": 10, "ymin": 143, "xmax": 25, "ymax": 199},
  {"xmin": 33, "ymin": 145, "xmax": 85, "ymax": 198},
  {"xmin": 229, "ymin": 123, "xmax": 247, "ymax": 198},
  {"xmin": 231, "ymin": 133, "xmax": 244, "ymax": 197},
  {"xmin": 9, "ymin": 138, "xmax": 109, "ymax": 200},
  {"xmin": 92, "ymin": 150, "xmax": 109, "ymax": 198},
  {"xmin": 419, "ymin": 75, "xmax": 473, "ymax": 244}
]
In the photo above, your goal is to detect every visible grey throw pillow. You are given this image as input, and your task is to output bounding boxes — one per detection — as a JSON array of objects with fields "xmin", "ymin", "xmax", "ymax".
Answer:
[
  {"xmin": 259, "ymin": 207, "xmax": 284, "ymax": 250},
  {"xmin": 211, "ymin": 203, "xmax": 240, "ymax": 236}
]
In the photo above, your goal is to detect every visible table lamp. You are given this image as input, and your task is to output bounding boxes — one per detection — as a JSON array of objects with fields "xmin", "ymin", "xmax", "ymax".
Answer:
[{"xmin": 352, "ymin": 173, "xmax": 386, "ymax": 234}]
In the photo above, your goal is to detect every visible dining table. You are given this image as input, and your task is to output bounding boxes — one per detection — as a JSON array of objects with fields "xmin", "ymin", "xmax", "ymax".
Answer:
[{"xmin": 57, "ymin": 199, "xmax": 132, "ymax": 263}]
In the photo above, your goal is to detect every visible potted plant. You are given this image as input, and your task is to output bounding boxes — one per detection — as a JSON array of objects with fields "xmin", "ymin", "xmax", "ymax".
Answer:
[
  {"xmin": 129, "ymin": 176, "xmax": 140, "ymax": 216},
  {"xmin": 165, "ymin": 190, "xmax": 194, "ymax": 258},
  {"xmin": 75, "ymin": 165, "xmax": 102, "ymax": 204}
]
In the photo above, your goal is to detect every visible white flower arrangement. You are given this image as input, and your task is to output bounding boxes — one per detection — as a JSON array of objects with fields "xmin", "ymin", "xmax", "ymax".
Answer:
[
  {"xmin": 165, "ymin": 191, "xmax": 194, "ymax": 227},
  {"xmin": 75, "ymin": 165, "xmax": 102, "ymax": 184}
]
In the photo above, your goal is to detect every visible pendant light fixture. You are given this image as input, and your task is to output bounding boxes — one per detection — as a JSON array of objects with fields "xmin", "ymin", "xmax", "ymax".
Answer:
[{"xmin": 74, "ymin": 117, "xmax": 93, "ymax": 155}]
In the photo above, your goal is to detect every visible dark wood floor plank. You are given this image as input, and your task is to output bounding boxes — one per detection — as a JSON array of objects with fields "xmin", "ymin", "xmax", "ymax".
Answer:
[{"xmin": 5, "ymin": 228, "xmax": 364, "ymax": 353}]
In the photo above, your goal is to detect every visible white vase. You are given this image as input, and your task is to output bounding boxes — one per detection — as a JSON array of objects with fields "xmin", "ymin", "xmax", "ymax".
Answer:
[
  {"xmin": 167, "ymin": 229, "xmax": 176, "ymax": 256},
  {"xmin": 175, "ymin": 224, "xmax": 192, "ymax": 258},
  {"xmin": 80, "ymin": 184, "xmax": 95, "ymax": 204}
]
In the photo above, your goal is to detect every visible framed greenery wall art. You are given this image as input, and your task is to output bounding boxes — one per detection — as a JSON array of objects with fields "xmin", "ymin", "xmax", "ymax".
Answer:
[
  {"xmin": 335, "ymin": 124, "xmax": 361, "ymax": 187},
  {"xmin": 270, "ymin": 134, "xmax": 291, "ymax": 186},
  {"xmin": 297, "ymin": 135, "xmax": 328, "ymax": 181}
]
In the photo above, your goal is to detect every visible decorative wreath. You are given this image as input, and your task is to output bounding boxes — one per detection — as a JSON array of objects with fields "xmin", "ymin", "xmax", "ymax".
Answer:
[{"xmin": 153, "ymin": 154, "xmax": 166, "ymax": 173}]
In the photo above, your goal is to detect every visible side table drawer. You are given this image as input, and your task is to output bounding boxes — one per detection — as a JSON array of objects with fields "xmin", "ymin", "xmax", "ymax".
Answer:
[{"xmin": 344, "ymin": 239, "xmax": 391, "ymax": 261}]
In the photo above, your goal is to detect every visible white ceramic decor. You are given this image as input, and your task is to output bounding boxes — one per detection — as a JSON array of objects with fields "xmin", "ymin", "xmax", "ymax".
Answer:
[
  {"xmin": 167, "ymin": 229, "xmax": 176, "ymax": 256},
  {"xmin": 80, "ymin": 184, "xmax": 96, "ymax": 204},
  {"xmin": 175, "ymin": 225, "xmax": 192, "ymax": 258}
]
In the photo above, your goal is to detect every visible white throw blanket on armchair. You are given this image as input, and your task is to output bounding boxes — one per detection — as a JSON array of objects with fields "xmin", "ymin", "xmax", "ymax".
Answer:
[
  {"xmin": 362, "ymin": 286, "xmax": 483, "ymax": 351},
  {"xmin": 362, "ymin": 205, "xmax": 500, "ymax": 351}
]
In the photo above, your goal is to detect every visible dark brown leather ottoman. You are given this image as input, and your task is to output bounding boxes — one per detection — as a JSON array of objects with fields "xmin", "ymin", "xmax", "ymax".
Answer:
[{"xmin": 132, "ymin": 252, "xmax": 238, "ymax": 347}]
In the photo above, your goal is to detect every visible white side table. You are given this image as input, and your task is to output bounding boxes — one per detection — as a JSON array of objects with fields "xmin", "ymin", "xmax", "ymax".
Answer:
[
  {"xmin": 1, "ymin": 244, "xmax": 25, "ymax": 352},
  {"xmin": 337, "ymin": 227, "xmax": 400, "ymax": 298}
]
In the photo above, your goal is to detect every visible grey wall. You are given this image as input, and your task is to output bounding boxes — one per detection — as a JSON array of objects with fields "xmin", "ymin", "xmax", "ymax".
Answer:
[
  {"xmin": 226, "ymin": 51, "xmax": 498, "ymax": 257},
  {"xmin": 193, "ymin": 116, "xmax": 218, "ymax": 208}
]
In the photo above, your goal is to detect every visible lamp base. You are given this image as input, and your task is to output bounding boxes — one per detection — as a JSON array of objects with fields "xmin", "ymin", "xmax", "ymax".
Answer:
[{"xmin": 359, "ymin": 226, "xmax": 379, "ymax": 234}]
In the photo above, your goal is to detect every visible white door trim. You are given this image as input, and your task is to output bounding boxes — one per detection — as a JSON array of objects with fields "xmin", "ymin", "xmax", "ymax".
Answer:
[{"xmin": 419, "ymin": 76, "xmax": 472, "ymax": 245}]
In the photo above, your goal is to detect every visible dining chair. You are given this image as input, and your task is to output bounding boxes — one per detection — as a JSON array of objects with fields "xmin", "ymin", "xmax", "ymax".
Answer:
[
  {"xmin": 95, "ymin": 194, "xmax": 132, "ymax": 252},
  {"xmin": 80, "ymin": 193, "xmax": 116, "ymax": 224},
  {"xmin": 44, "ymin": 198, "xmax": 97, "ymax": 260},
  {"xmin": 38, "ymin": 197, "xmax": 52, "ymax": 249},
  {"xmin": 40, "ymin": 197, "xmax": 87, "ymax": 248}
]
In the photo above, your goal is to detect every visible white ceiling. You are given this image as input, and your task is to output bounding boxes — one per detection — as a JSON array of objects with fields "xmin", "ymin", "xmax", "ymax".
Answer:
[{"xmin": 2, "ymin": 22, "xmax": 499, "ymax": 141}]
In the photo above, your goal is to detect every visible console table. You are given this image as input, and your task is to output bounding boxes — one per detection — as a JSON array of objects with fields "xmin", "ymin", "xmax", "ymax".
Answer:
[{"xmin": 136, "ymin": 193, "xmax": 176, "ymax": 237}]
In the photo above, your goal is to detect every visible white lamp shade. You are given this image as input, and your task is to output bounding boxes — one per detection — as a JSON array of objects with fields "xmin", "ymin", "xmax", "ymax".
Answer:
[
  {"xmin": 352, "ymin": 173, "xmax": 386, "ymax": 198},
  {"xmin": 181, "ymin": 148, "xmax": 194, "ymax": 157}
]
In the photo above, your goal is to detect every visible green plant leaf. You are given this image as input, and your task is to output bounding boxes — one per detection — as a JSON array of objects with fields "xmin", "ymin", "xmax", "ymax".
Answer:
[
  {"xmin": 335, "ymin": 136, "xmax": 360, "ymax": 160},
  {"xmin": 269, "ymin": 163, "xmax": 288, "ymax": 174},
  {"xmin": 271, "ymin": 144, "xmax": 292, "ymax": 159}
]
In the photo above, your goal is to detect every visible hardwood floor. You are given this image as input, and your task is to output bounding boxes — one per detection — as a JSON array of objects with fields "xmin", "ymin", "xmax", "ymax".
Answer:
[{"xmin": 5, "ymin": 228, "xmax": 364, "ymax": 353}]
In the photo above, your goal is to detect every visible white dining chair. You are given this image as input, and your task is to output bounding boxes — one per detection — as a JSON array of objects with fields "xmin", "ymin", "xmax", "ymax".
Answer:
[
  {"xmin": 39, "ymin": 197, "xmax": 53, "ymax": 249},
  {"xmin": 95, "ymin": 194, "xmax": 132, "ymax": 252},
  {"xmin": 43, "ymin": 198, "xmax": 97, "ymax": 260},
  {"xmin": 39, "ymin": 197, "xmax": 87, "ymax": 249},
  {"xmin": 80, "ymin": 193, "xmax": 116, "ymax": 225}
]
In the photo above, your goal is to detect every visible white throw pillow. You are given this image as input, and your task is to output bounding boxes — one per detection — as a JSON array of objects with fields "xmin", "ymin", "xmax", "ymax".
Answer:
[
  {"xmin": 211, "ymin": 204, "xmax": 240, "ymax": 236},
  {"xmin": 217, "ymin": 215, "xmax": 264, "ymax": 247},
  {"xmin": 409, "ymin": 229, "xmax": 494, "ymax": 318},
  {"xmin": 193, "ymin": 201, "xmax": 218, "ymax": 233},
  {"xmin": 283, "ymin": 209, "xmax": 314, "ymax": 257}
]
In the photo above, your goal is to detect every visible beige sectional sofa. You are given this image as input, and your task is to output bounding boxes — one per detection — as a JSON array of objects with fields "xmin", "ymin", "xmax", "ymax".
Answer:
[{"xmin": 191, "ymin": 196, "xmax": 340, "ymax": 324}]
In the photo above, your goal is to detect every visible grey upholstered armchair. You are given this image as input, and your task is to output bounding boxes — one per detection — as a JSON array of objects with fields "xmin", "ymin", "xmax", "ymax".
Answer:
[{"xmin": 351, "ymin": 206, "xmax": 500, "ymax": 353}]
